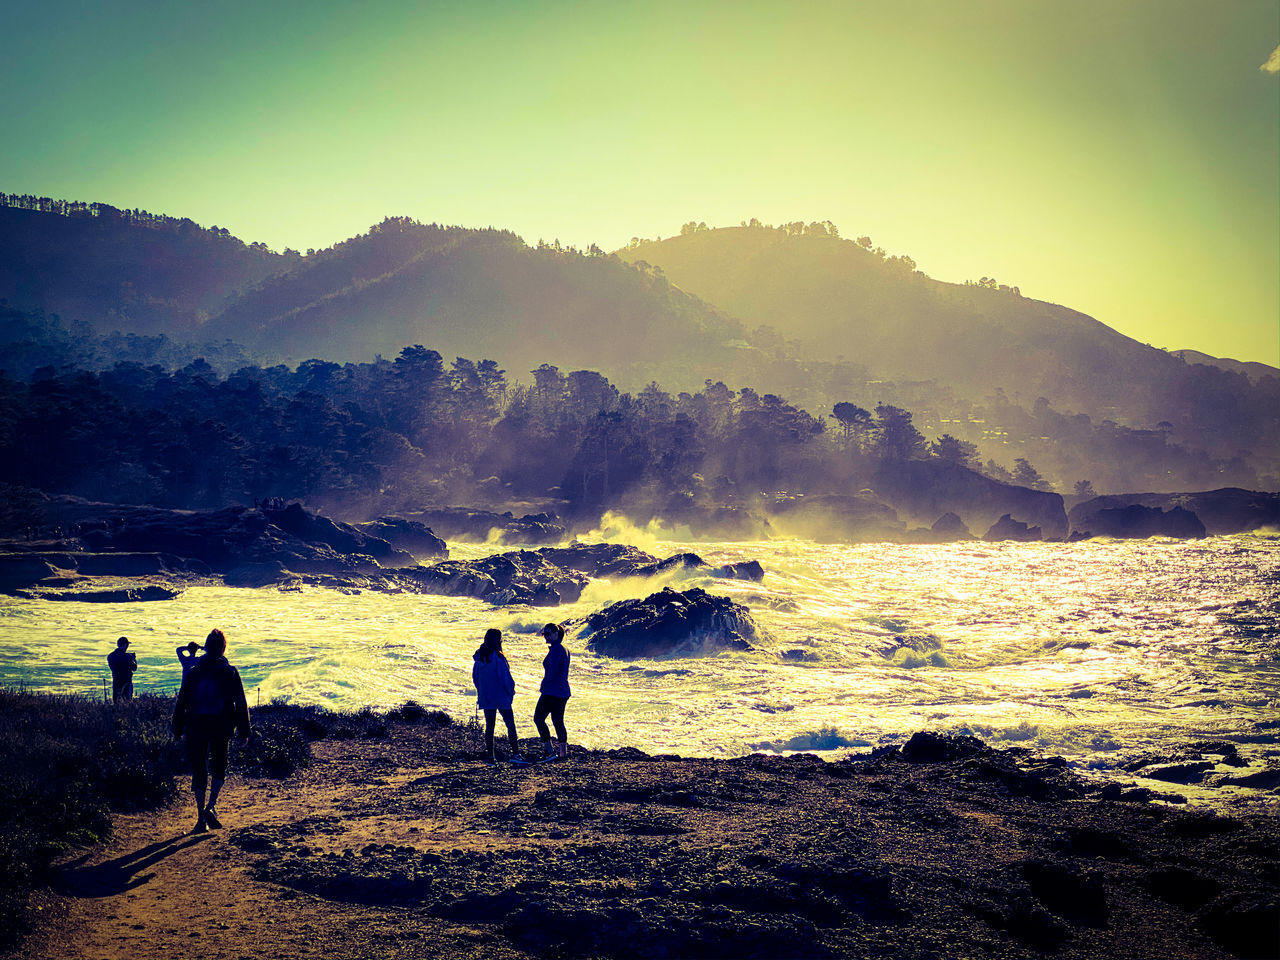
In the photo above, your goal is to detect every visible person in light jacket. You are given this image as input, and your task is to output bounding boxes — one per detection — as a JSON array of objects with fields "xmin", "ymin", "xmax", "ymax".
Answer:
[
  {"xmin": 533, "ymin": 622, "xmax": 571, "ymax": 759},
  {"xmin": 472, "ymin": 628, "xmax": 521, "ymax": 764}
]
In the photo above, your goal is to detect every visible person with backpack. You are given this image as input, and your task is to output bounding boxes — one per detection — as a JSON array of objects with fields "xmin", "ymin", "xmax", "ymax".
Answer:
[
  {"xmin": 533, "ymin": 622, "xmax": 571, "ymax": 760},
  {"xmin": 173, "ymin": 628, "xmax": 251, "ymax": 833},
  {"xmin": 472, "ymin": 628, "xmax": 521, "ymax": 764}
]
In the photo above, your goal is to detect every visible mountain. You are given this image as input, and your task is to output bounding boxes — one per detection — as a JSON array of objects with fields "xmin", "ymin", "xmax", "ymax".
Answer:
[
  {"xmin": 1170, "ymin": 349, "xmax": 1278, "ymax": 385},
  {"xmin": 0, "ymin": 196, "xmax": 288, "ymax": 334},
  {"xmin": 200, "ymin": 218, "xmax": 749, "ymax": 386},
  {"xmin": 617, "ymin": 225, "xmax": 1277, "ymax": 465}
]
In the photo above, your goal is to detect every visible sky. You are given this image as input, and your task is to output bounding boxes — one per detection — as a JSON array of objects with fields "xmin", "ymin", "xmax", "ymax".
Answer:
[{"xmin": 3, "ymin": 0, "xmax": 1277, "ymax": 364}]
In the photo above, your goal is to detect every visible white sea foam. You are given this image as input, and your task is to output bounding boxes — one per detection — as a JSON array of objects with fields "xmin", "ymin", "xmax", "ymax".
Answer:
[{"xmin": 2, "ymin": 535, "xmax": 1277, "ymax": 779}]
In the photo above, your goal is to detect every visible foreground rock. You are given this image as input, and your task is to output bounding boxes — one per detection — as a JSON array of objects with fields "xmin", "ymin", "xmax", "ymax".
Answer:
[
  {"xmin": 1069, "ymin": 488, "xmax": 1278, "ymax": 536},
  {"xmin": 984, "ymin": 513, "xmax": 1044, "ymax": 542},
  {"xmin": 29, "ymin": 720, "xmax": 1276, "ymax": 960},
  {"xmin": 581, "ymin": 586, "xmax": 758, "ymax": 657}
]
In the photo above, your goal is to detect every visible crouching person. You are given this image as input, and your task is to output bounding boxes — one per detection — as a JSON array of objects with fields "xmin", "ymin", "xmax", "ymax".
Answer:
[{"xmin": 173, "ymin": 628, "xmax": 251, "ymax": 833}]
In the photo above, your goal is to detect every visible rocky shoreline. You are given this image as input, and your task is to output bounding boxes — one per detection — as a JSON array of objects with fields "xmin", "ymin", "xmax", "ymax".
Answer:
[{"xmin": 16, "ymin": 718, "xmax": 1279, "ymax": 960}]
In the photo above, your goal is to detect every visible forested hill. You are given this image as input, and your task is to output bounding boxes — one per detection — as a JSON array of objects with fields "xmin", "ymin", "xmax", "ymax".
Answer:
[
  {"xmin": 618, "ymin": 225, "xmax": 1278, "ymax": 462},
  {"xmin": 0, "ymin": 195, "xmax": 289, "ymax": 334},
  {"xmin": 200, "ymin": 218, "xmax": 749, "ymax": 387}
]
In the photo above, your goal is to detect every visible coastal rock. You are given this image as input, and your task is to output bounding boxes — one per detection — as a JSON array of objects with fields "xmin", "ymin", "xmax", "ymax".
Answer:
[
  {"xmin": 1069, "ymin": 488, "xmax": 1280, "ymax": 536},
  {"xmin": 414, "ymin": 507, "xmax": 566, "ymax": 544},
  {"xmin": 711, "ymin": 559, "xmax": 765, "ymax": 582},
  {"xmin": 983, "ymin": 514, "xmax": 1043, "ymax": 542},
  {"xmin": 931, "ymin": 512, "xmax": 973, "ymax": 539},
  {"xmin": 37, "ymin": 584, "xmax": 182, "ymax": 602},
  {"xmin": 354, "ymin": 517, "xmax": 448, "ymax": 559},
  {"xmin": 582, "ymin": 587, "xmax": 758, "ymax": 658},
  {"xmin": 874, "ymin": 459, "xmax": 1068, "ymax": 540},
  {"xmin": 1070, "ymin": 504, "xmax": 1206, "ymax": 539},
  {"xmin": 0, "ymin": 555, "xmax": 59, "ymax": 591},
  {"xmin": 900, "ymin": 731, "xmax": 986, "ymax": 763},
  {"xmin": 535, "ymin": 542, "xmax": 661, "ymax": 578},
  {"xmin": 267, "ymin": 503, "xmax": 417, "ymax": 567}
]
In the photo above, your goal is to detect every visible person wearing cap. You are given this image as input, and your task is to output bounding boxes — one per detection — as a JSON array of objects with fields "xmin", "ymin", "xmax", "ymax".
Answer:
[{"xmin": 107, "ymin": 637, "xmax": 137, "ymax": 702}]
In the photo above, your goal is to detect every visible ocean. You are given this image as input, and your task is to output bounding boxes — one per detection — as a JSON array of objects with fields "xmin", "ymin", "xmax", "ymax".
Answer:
[{"xmin": 3, "ymin": 519, "xmax": 1277, "ymax": 798}]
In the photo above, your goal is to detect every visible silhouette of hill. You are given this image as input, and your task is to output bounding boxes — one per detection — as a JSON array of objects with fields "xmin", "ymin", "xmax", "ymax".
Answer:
[
  {"xmin": 1170, "ymin": 349, "xmax": 1278, "ymax": 385},
  {"xmin": 618, "ymin": 225, "xmax": 1277, "ymax": 466},
  {"xmin": 200, "ymin": 218, "xmax": 749, "ymax": 385},
  {"xmin": 0, "ymin": 195, "xmax": 289, "ymax": 334}
]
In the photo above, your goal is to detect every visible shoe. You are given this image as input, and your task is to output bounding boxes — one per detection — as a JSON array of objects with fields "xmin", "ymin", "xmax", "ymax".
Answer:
[
  {"xmin": 193, "ymin": 817, "xmax": 209, "ymax": 834},
  {"xmin": 542, "ymin": 742, "xmax": 555, "ymax": 760},
  {"xmin": 557, "ymin": 742, "xmax": 568, "ymax": 760},
  {"xmin": 485, "ymin": 754, "xmax": 497, "ymax": 766},
  {"xmin": 204, "ymin": 807, "xmax": 223, "ymax": 829}
]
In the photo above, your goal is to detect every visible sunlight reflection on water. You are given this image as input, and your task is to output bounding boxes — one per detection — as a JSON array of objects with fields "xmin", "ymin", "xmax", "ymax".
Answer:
[{"xmin": 1, "ymin": 534, "xmax": 1276, "ymax": 773}]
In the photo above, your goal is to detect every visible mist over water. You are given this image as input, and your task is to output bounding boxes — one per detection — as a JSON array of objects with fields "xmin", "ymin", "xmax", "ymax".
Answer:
[{"xmin": 2, "ymin": 530, "xmax": 1277, "ymax": 785}]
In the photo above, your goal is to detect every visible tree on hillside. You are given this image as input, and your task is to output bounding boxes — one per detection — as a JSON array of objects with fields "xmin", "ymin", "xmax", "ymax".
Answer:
[
  {"xmin": 832, "ymin": 401, "xmax": 873, "ymax": 450},
  {"xmin": 873, "ymin": 404, "xmax": 926, "ymax": 460},
  {"xmin": 1073, "ymin": 479, "xmax": 1097, "ymax": 499},
  {"xmin": 1013, "ymin": 458, "xmax": 1053, "ymax": 492},
  {"xmin": 930, "ymin": 434, "xmax": 980, "ymax": 470}
]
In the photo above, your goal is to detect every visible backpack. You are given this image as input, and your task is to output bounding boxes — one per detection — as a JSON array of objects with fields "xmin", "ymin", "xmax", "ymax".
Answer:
[{"xmin": 191, "ymin": 663, "xmax": 228, "ymax": 716}]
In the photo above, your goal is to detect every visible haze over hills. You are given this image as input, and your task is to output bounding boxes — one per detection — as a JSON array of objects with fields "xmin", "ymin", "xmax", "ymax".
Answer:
[
  {"xmin": 618, "ymin": 225, "xmax": 1277, "ymax": 444},
  {"xmin": 0, "ymin": 196, "xmax": 1275, "ymax": 492},
  {"xmin": 199, "ymin": 217, "xmax": 749, "ymax": 387}
]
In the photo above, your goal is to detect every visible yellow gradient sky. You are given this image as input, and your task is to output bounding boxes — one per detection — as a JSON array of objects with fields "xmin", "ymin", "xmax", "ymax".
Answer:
[{"xmin": 3, "ymin": 0, "xmax": 1277, "ymax": 363}]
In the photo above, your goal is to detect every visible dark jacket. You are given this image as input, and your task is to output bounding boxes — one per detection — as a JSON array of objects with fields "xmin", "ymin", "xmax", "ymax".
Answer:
[
  {"xmin": 540, "ymin": 643, "xmax": 571, "ymax": 698},
  {"xmin": 173, "ymin": 654, "xmax": 250, "ymax": 739},
  {"xmin": 473, "ymin": 651, "xmax": 516, "ymax": 710},
  {"xmin": 107, "ymin": 648, "xmax": 136, "ymax": 679}
]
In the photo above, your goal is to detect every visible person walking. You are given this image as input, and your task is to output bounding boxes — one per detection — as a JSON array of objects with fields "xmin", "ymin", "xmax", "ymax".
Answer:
[
  {"xmin": 173, "ymin": 629, "xmax": 251, "ymax": 833},
  {"xmin": 533, "ymin": 622, "xmax": 571, "ymax": 760},
  {"xmin": 176, "ymin": 640, "xmax": 201, "ymax": 678},
  {"xmin": 472, "ymin": 628, "xmax": 521, "ymax": 764},
  {"xmin": 107, "ymin": 637, "xmax": 137, "ymax": 702}
]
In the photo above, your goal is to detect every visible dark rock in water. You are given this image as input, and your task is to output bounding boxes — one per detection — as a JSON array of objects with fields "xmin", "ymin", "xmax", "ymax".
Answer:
[
  {"xmin": 983, "ymin": 514, "xmax": 1043, "ymax": 542},
  {"xmin": 710, "ymin": 559, "xmax": 765, "ymax": 582},
  {"xmin": 0, "ymin": 555, "xmax": 60, "ymax": 591},
  {"xmin": 414, "ymin": 507, "xmax": 566, "ymax": 544},
  {"xmin": 268, "ymin": 503, "xmax": 417, "ymax": 567},
  {"xmin": 75, "ymin": 552, "xmax": 167, "ymax": 576},
  {"xmin": 1138, "ymin": 761, "xmax": 1214, "ymax": 784},
  {"xmin": 1067, "ymin": 529, "xmax": 1092, "ymax": 542},
  {"xmin": 1070, "ymin": 504, "xmax": 1206, "ymax": 539},
  {"xmin": 900, "ymin": 731, "xmax": 986, "ymax": 763},
  {"xmin": 1069, "ymin": 487, "xmax": 1280, "ymax": 536},
  {"xmin": 875, "ymin": 459, "xmax": 1068, "ymax": 540},
  {"xmin": 401, "ymin": 550, "xmax": 589, "ymax": 606},
  {"xmin": 535, "ymin": 542, "xmax": 660, "ymax": 578},
  {"xmin": 354, "ymin": 517, "xmax": 448, "ymax": 558},
  {"xmin": 583, "ymin": 587, "xmax": 758, "ymax": 658},
  {"xmin": 40, "ymin": 584, "xmax": 181, "ymax": 602},
  {"xmin": 930, "ymin": 512, "xmax": 972, "ymax": 539},
  {"xmin": 73, "ymin": 502, "xmax": 413, "ymax": 576}
]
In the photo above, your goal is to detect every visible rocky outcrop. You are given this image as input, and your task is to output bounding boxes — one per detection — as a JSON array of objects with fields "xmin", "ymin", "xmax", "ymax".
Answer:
[
  {"xmin": 581, "ymin": 587, "xmax": 758, "ymax": 658},
  {"xmin": 1070, "ymin": 504, "xmax": 1206, "ymax": 539},
  {"xmin": 1069, "ymin": 488, "xmax": 1277, "ymax": 536},
  {"xmin": 0, "ymin": 555, "xmax": 60, "ymax": 591},
  {"xmin": 874, "ymin": 459, "xmax": 1068, "ymax": 541},
  {"xmin": 354, "ymin": 517, "xmax": 448, "ymax": 559},
  {"xmin": 36, "ymin": 585, "xmax": 182, "ymax": 602},
  {"xmin": 983, "ymin": 514, "xmax": 1043, "ymax": 542},
  {"xmin": 930, "ymin": 512, "xmax": 973, "ymax": 539},
  {"xmin": 403, "ymin": 551, "xmax": 589, "ymax": 607},
  {"xmin": 413, "ymin": 508, "xmax": 566, "ymax": 544}
]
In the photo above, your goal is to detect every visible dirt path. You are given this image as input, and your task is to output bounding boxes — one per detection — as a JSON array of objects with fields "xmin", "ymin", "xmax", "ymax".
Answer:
[{"xmin": 14, "ymin": 725, "xmax": 1276, "ymax": 960}]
